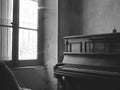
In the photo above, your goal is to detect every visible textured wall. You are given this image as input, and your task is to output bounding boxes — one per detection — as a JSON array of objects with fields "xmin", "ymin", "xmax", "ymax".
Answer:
[
  {"xmin": 59, "ymin": 0, "xmax": 120, "ymax": 36},
  {"xmin": 83, "ymin": 0, "xmax": 120, "ymax": 34},
  {"xmin": 59, "ymin": 0, "xmax": 83, "ymax": 36},
  {"xmin": 43, "ymin": 0, "xmax": 58, "ymax": 90}
]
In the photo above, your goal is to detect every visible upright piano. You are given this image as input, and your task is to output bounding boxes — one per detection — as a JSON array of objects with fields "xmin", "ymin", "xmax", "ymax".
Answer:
[{"xmin": 54, "ymin": 32, "xmax": 120, "ymax": 90}]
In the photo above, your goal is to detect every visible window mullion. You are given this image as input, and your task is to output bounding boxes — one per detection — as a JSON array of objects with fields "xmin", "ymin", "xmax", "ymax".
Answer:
[{"xmin": 12, "ymin": 0, "xmax": 19, "ymax": 65}]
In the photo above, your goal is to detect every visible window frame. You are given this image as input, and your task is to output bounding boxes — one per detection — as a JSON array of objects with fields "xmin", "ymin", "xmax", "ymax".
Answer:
[{"xmin": 5, "ymin": 0, "xmax": 44, "ymax": 67}]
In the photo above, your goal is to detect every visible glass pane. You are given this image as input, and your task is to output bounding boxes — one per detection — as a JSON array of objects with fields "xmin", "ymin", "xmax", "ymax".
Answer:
[
  {"xmin": 19, "ymin": 29, "xmax": 37, "ymax": 60},
  {"xmin": 19, "ymin": 0, "xmax": 38, "ymax": 29},
  {"xmin": 19, "ymin": 0, "xmax": 38, "ymax": 60},
  {"xmin": 0, "ymin": 0, "xmax": 13, "ymax": 60}
]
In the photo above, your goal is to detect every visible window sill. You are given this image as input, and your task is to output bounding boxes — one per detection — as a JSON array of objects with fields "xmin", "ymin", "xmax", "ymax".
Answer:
[{"xmin": 10, "ymin": 65, "xmax": 47, "ymax": 70}]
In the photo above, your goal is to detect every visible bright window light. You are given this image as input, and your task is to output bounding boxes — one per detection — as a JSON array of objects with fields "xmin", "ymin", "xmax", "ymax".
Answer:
[{"xmin": 19, "ymin": 0, "xmax": 38, "ymax": 60}]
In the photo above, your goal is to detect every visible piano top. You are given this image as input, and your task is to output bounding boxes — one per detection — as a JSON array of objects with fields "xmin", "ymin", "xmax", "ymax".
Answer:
[{"xmin": 64, "ymin": 32, "xmax": 120, "ymax": 39}]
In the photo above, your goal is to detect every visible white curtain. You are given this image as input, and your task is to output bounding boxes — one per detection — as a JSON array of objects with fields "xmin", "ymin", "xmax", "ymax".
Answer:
[{"xmin": 0, "ymin": 0, "xmax": 13, "ymax": 60}]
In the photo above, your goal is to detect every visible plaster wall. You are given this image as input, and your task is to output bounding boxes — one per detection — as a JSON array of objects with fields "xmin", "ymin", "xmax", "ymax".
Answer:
[{"xmin": 83, "ymin": 0, "xmax": 120, "ymax": 34}]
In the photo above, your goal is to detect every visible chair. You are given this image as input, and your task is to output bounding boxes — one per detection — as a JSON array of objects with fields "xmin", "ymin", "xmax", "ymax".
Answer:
[{"xmin": 0, "ymin": 62, "xmax": 32, "ymax": 90}]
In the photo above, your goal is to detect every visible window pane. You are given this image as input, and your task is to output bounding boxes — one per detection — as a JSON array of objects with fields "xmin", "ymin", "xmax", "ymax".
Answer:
[
  {"xmin": 19, "ymin": 29, "xmax": 37, "ymax": 60},
  {"xmin": 19, "ymin": 0, "xmax": 38, "ymax": 60},
  {"xmin": 19, "ymin": 0, "xmax": 38, "ymax": 29},
  {"xmin": 0, "ymin": 0, "xmax": 13, "ymax": 60}
]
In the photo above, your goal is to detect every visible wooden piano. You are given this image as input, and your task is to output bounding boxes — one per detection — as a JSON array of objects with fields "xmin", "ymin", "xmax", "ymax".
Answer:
[{"xmin": 54, "ymin": 32, "xmax": 120, "ymax": 90}]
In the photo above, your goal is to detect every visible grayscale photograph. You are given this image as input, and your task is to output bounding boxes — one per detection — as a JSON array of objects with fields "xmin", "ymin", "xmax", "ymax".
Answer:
[{"xmin": 0, "ymin": 0, "xmax": 120, "ymax": 90}]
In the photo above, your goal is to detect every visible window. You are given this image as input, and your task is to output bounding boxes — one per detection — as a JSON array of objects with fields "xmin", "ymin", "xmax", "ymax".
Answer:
[
  {"xmin": 0, "ymin": 0, "xmax": 44, "ymax": 67},
  {"xmin": 19, "ymin": 0, "xmax": 38, "ymax": 60}
]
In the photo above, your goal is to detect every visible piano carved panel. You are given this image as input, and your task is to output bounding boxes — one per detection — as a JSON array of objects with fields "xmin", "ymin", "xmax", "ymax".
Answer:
[{"xmin": 64, "ymin": 32, "xmax": 120, "ymax": 54}]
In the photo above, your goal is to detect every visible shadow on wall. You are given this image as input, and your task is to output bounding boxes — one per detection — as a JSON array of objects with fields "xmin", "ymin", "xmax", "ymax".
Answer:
[
  {"xmin": 58, "ymin": 0, "xmax": 84, "ymax": 63},
  {"xmin": 68, "ymin": 0, "xmax": 84, "ymax": 35}
]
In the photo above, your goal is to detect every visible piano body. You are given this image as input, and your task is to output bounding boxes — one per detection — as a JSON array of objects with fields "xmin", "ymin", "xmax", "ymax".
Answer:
[{"xmin": 54, "ymin": 32, "xmax": 120, "ymax": 90}]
